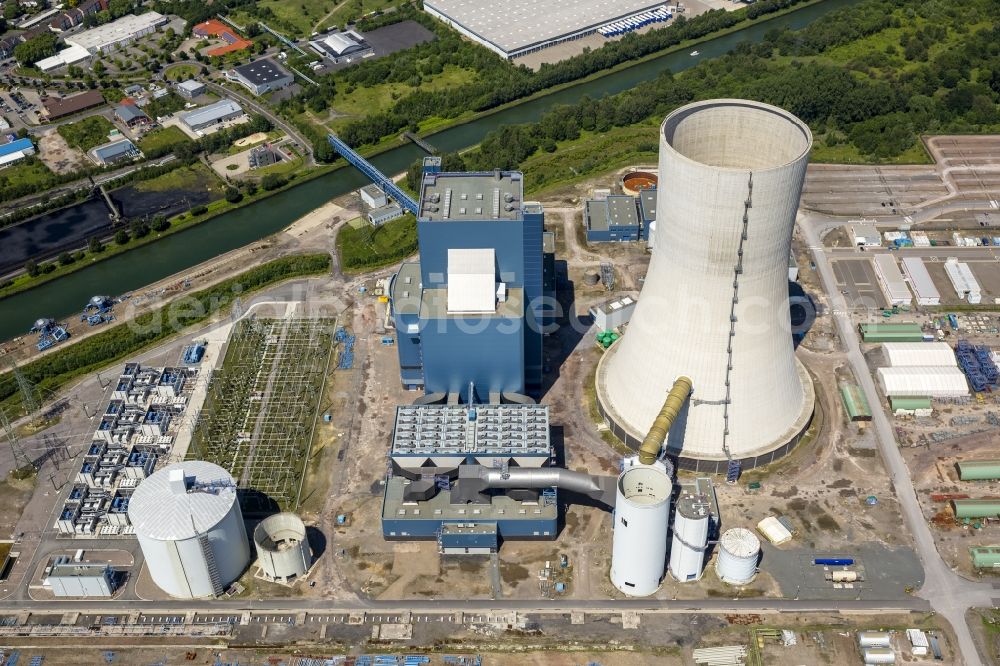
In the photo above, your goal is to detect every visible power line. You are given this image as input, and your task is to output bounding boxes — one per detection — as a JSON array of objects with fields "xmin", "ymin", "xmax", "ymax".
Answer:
[{"xmin": 0, "ymin": 407, "xmax": 32, "ymax": 471}]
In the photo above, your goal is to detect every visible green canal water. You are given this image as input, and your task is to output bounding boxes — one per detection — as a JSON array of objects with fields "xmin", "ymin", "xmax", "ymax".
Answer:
[{"xmin": 1, "ymin": 0, "xmax": 861, "ymax": 341}]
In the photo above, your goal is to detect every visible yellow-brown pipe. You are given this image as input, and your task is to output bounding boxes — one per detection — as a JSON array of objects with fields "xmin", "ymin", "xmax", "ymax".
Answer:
[{"xmin": 638, "ymin": 376, "xmax": 692, "ymax": 465}]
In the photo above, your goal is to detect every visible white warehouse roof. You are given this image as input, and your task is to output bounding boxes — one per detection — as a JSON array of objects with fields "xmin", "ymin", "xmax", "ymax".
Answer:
[
  {"xmin": 872, "ymin": 254, "xmax": 911, "ymax": 305},
  {"xmin": 900, "ymin": 257, "xmax": 940, "ymax": 306},
  {"xmin": 425, "ymin": 0, "xmax": 667, "ymax": 57},
  {"xmin": 67, "ymin": 12, "xmax": 166, "ymax": 53},
  {"xmin": 877, "ymin": 366, "xmax": 969, "ymax": 397},
  {"xmin": 127, "ymin": 461, "xmax": 239, "ymax": 541},
  {"xmin": 883, "ymin": 342, "xmax": 956, "ymax": 367}
]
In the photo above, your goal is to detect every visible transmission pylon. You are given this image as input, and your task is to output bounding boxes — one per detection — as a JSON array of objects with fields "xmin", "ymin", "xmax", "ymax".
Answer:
[
  {"xmin": 7, "ymin": 359, "xmax": 38, "ymax": 416},
  {"xmin": 0, "ymin": 407, "xmax": 32, "ymax": 471}
]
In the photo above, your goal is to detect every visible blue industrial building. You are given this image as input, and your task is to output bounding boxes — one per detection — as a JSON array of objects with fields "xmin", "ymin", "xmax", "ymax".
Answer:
[
  {"xmin": 381, "ymin": 403, "xmax": 558, "ymax": 553},
  {"xmin": 389, "ymin": 158, "xmax": 545, "ymax": 398},
  {"xmin": 583, "ymin": 189, "xmax": 657, "ymax": 242}
]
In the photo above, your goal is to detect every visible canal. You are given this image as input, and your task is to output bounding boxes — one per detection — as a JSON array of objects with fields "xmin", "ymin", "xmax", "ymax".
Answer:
[{"xmin": 0, "ymin": 0, "xmax": 861, "ymax": 341}]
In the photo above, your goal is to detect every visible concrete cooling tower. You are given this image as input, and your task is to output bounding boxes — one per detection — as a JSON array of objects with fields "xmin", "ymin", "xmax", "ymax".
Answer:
[{"xmin": 597, "ymin": 99, "xmax": 815, "ymax": 472}]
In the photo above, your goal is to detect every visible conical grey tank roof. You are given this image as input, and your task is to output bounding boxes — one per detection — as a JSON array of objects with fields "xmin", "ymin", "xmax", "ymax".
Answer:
[{"xmin": 128, "ymin": 461, "xmax": 238, "ymax": 541}]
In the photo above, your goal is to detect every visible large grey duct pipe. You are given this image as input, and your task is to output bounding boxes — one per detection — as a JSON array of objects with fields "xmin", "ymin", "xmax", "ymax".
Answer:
[{"xmin": 454, "ymin": 465, "xmax": 617, "ymax": 509}]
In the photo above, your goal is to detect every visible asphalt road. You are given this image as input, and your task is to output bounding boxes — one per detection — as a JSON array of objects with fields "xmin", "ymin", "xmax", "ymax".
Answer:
[{"xmin": 800, "ymin": 208, "xmax": 994, "ymax": 666}]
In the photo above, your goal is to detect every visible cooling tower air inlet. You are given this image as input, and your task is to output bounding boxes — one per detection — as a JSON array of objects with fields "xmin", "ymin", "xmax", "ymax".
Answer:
[{"xmin": 596, "ymin": 99, "xmax": 816, "ymax": 473}]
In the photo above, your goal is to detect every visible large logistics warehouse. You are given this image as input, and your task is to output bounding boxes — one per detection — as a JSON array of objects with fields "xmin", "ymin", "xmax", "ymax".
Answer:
[
  {"xmin": 877, "ymin": 366, "xmax": 969, "ymax": 398},
  {"xmin": 882, "ymin": 342, "xmax": 957, "ymax": 367},
  {"xmin": 424, "ymin": 0, "xmax": 668, "ymax": 59},
  {"xmin": 901, "ymin": 257, "xmax": 940, "ymax": 306},
  {"xmin": 872, "ymin": 254, "xmax": 912, "ymax": 306}
]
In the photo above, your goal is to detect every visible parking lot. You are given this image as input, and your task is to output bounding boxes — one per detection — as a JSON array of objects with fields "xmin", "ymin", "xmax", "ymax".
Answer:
[{"xmin": 831, "ymin": 258, "xmax": 887, "ymax": 310}]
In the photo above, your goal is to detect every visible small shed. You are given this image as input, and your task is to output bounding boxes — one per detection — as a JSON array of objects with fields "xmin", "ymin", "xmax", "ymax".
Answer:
[
  {"xmin": 970, "ymin": 546, "xmax": 1000, "ymax": 569},
  {"xmin": 838, "ymin": 383, "xmax": 872, "ymax": 422}
]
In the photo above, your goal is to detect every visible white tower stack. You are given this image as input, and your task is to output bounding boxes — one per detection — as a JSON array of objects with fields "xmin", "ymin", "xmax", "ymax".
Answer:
[
  {"xmin": 609, "ymin": 463, "xmax": 672, "ymax": 596},
  {"xmin": 128, "ymin": 461, "xmax": 250, "ymax": 599},
  {"xmin": 597, "ymin": 99, "xmax": 815, "ymax": 471},
  {"xmin": 668, "ymin": 493, "xmax": 710, "ymax": 582}
]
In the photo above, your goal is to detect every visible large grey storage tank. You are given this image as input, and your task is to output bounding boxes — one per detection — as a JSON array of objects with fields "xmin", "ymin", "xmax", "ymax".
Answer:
[
  {"xmin": 253, "ymin": 512, "xmax": 312, "ymax": 582},
  {"xmin": 128, "ymin": 461, "xmax": 249, "ymax": 599}
]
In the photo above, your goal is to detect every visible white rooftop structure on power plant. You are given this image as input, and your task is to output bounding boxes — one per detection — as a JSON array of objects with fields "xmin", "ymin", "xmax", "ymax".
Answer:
[
  {"xmin": 944, "ymin": 257, "xmax": 982, "ymax": 304},
  {"xmin": 900, "ymin": 256, "xmax": 940, "ymax": 306},
  {"xmin": 851, "ymin": 221, "xmax": 881, "ymax": 247},
  {"xmin": 882, "ymin": 342, "xmax": 956, "ymax": 368},
  {"xmin": 872, "ymin": 254, "xmax": 911, "ymax": 306},
  {"xmin": 447, "ymin": 248, "xmax": 496, "ymax": 313},
  {"xmin": 36, "ymin": 44, "xmax": 91, "ymax": 72},
  {"xmin": 424, "ymin": 0, "xmax": 669, "ymax": 59},
  {"xmin": 66, "ymin": 12, "xmax": 167, "ymax": 54},
  {"xmin": 877, "ymin": 366, "xmax": 969, "ymax": 398}
]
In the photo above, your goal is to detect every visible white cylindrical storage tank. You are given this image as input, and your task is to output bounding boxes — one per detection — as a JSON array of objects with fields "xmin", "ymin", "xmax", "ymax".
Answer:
[
  {"xmin": 863, "ymin": 647, "xmax": 896, "ymax": 665},
  {"xmin": 715, "ymin": 527, "xmax": 760, "ymax": 585},
  {"xmin": 597, "ymin": 99, "xmax": 815, "ymax": 471},
  {"xmin": 254, "ymin": 512, "xmax": 312, "ymax": 582},
  {"xmin": 128, "ymin": 461, "xmax": 250, "ymax": 599},
  {"xmin": 609, "ymin": 464, "xmax": 672, "ymax": 596},
  {"xmin": 668, "ymin": 494, "xmax": 710, "ymax": 582},
  {"xmin": 858, "ymin": 631, "xmax": 892, "ymax": 649}
]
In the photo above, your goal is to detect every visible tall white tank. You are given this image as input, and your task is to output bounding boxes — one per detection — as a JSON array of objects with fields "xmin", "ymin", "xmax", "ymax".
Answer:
[
  {"xmin": 610, "ymin": 463, "xmax": 672, "ymax": 596},
  {"xmin": 597, "ymin": 99, "xmax": 815, "ymax": 470},
  {"xmin": 715, "ymin": 527, "xmax": 760, "ymax": 585},
  {"xmin": 254, "ymin": 512, "xmax": 312, "ymax": 582},
  {"xmin": 668, "ymin": 493, "xmax": 710, "ymax": 582},
  {"xmin": 128, "ymin": 461, "xmax": 250, "ymax": 599}
]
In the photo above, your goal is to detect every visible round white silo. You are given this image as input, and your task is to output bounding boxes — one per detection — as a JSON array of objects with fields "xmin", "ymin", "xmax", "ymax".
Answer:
[
  {"xmin": 715, "ymin": 527, "xmax": 760, "ymax": 585},
  {"xmin": 128, "ymin": 461, "xmax": 250, "ymax": 599},
  {"xmin": 668, "ymin": 494, "xmax": 710, "ymax": 582},
  {"xmin": 610, "ymin": 464, "xmax": 672, "ymax": 597},
  {"xmin": 254, "ymin": 513, "xmax": 312, "ymax": 582}
]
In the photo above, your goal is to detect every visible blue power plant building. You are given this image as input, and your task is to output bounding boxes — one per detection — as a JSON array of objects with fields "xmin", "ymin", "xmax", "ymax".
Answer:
[{"xmin": 390, "ymin": 159, "xmax": 545, "ymax": 399}]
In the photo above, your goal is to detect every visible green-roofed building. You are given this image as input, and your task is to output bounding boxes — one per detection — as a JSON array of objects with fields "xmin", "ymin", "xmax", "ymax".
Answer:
[
  {"xmin": 952, "ymin": 499, "xmax": 1000, "ymax": 519},
  {"xmin": 839, "ymin": 383, "xmax": 872, "ymax": 421},
  {"xmin": 957, "ymin": 461, "xmax": 1000, "ymax": 481},
  {"xmin": 890, "ymin": 396, "xmax": 932, "ymax": 413},
  {"xmin": 971, "ymin": 547, "xmax": 1000, "ymax": 569},
  {"xmin": 858, "ymin": 322, "xmax": 925, "ymax": 342}
]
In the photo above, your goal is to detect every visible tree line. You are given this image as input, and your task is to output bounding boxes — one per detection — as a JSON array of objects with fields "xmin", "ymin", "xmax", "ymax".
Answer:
[
  {"xmin": 405, "ymin": 0, "xmax": 1000, "ymax": 180},
  {"xmin": 285, "ymin": 0, "xmax": 814, "ymax": 150}
]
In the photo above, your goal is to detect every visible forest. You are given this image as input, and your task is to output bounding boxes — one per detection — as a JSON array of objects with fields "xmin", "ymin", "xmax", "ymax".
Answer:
[{"xmin": 405, "ymin": 0, "xmax": 1000, "ymax": 188}]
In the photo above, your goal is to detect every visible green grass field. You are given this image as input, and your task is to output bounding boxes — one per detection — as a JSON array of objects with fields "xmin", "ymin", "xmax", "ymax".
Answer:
[
  {"xmin": 326, "ymin": 65, "xmax": 476, "ymax": 132},
  {"xmin": 519, "ymin": 124, "xmax": 660, "ymax": 195},
  {"xmin": 243, "ymin": 0, "xmax": 342, "ymax": 37},
  {"xmin": 57, "ymin": 116, "xmax": 117, "ymax": 152},
  {"xmin": 134, "ymin": 161, "xmax": 224, "ymax": 194},
  {"xmin": 0, "ymin": 157, "xmax": 57, "ymax": 193},
  {"xmin": 164, "ymin": 63, "xmax": 201, "ymax": 81},
  {"xmin": 336, "ymin": 213, "xmax": 417, "ymax": 272},
  {"xmin": 317, "ymin": 0, "xmax": 396, "ymax": 32},
  {"xmin": 137, "ymin": 126, "xmax": 193, "ymax": 155}
]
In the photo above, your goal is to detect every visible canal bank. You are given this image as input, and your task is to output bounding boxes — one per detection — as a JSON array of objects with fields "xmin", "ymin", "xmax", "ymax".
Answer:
[{"xmin": 0, "ymin": 0, "xmax": 863, "ymax": 341}]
